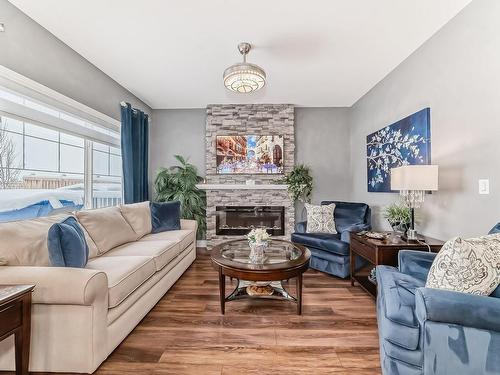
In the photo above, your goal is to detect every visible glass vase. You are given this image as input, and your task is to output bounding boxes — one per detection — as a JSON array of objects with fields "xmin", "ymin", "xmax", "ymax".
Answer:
[{"xmin": 249, "ymin": 241, "xmax": 267, "ymax": 264}]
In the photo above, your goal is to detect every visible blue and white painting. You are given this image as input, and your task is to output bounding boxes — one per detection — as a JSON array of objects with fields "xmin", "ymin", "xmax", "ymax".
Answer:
[{"xmin": 366, "ymin": 108, "xmax": 431, "ymax": 192}]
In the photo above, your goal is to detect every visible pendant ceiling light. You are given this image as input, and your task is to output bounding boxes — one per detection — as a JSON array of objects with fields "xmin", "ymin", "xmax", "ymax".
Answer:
[{"xmin": 223, "ymin": 42, "xmax": 266, "ymax": 93}]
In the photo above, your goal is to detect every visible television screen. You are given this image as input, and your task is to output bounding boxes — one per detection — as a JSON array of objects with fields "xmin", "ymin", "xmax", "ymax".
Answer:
[{"xmin": 216, "ymin": 135, "xmax": 284, "ymax": 174}]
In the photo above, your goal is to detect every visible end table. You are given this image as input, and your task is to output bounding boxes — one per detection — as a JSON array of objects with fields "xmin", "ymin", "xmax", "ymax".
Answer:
[
  {"xmin": 349, "ymin": 233, "xmax": 444, "ymax": 298},
  {"xmin": 0, "ymin": 285, "xmax": 35, "ymax": 375}
]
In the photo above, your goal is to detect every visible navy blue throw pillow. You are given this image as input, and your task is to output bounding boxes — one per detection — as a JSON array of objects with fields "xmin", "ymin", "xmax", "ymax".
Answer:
[
  {"xmin": 150, "ymin": 201, "xmax": 181, "ymax": 233},
  {"xmin": 47, "ymin": 216, "xmax": 89, "ymax": 268}
]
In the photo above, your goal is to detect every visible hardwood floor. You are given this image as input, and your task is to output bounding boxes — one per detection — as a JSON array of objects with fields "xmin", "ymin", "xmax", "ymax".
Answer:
[
  {"xmin": 97, "ymin": 248, "xmax": 382, "ymax": 375},
  {"xmin": 1, "ymin": 249, "xmax": 380, "ymax": 375}
]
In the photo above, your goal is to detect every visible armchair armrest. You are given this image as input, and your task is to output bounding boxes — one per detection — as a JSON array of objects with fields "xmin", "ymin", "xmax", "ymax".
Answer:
[
  {"xmin": 0, "ymin": 266, "xmax": 107, "ymax": 306},
  {"xmin": 295, "ymin": 221, "xmax": 307, "ymax": 233},
  {"xmin": 415, "ymin": 287, "xmax": 500, "ymax": 332},
  {"xmin": 398, "ymin": 250, "xmax": 437, "ymax": 282},
  {"xmin": 340, "ymin": 223, "xmax": 371, "ymax": 243}
]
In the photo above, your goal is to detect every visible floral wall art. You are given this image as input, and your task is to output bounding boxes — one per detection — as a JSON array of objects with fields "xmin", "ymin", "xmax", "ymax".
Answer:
[{"xmin": 366, "ymin": 108, "xmax": 431, "ymax": 192}]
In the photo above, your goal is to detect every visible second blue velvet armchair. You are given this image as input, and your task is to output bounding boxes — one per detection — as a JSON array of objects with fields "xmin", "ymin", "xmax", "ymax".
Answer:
[{"xmin": 376, "ymin": 223, "xmax": 500, "ymax": 375}]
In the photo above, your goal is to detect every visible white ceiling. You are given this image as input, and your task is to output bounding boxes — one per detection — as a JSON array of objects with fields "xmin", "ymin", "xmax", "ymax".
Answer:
[{"xmin": 9, "ymin": 0, "xmax": 472, "ymax": 109}]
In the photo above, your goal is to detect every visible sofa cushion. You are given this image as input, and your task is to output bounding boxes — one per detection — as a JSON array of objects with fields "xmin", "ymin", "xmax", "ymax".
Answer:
[
  {"xmin": 86, "ymin": 255, "xmax": 155, "ymax": 308},
  {"xmin": 321, "ymin": 201, "xmax": 368, "ymax": 232},
  {"xmin": 377, "ymin": 265, "xmax": 424, "ymax": 350},
  {"xmin": 76, "ymin": 206, "xmax": 137, "ymax": 254},
  {"xmin": 120, "ymin": 201, "xmax": 152, "ymax": 239},
  {"xmin": 47, "ymin": 216, "xmax": 89, "ymax": 268},
  {"xmin": 150, "ymin": 201, "xmax": 181, "ymax": 233},
  {"xmin": 291, "ymin": 232, "xmax": 348, "ymax": 255},
  {"xmin": 103, "ymin": 240, "xmax": 180, "ymax": 271},
  {"xmin": 0, "ymin": 213, "xmax": 69, "ymax": 266},
  {"xmin": 141, "ymin": 229, "xmax": 194, "ymax": 251}
]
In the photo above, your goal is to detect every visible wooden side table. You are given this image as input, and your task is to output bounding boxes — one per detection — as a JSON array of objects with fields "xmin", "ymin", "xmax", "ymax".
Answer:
[
  {"xmin": 0, "ymin": 285, "xmax": 35, "ymax": 375},
  {"xmin": 349, "ymin": 233, "xmax": 444, "ymax": 298}
]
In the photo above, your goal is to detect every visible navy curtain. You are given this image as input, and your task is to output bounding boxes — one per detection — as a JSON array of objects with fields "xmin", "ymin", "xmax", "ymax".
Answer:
[{"xmin": 121, "ymin": 103, "xmax": 149, "ymax": 203}]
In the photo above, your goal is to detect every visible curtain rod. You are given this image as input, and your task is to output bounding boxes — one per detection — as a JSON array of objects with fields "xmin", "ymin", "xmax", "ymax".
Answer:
[{"xmin": 120, "ymin": 101, "xmax": 137, "ymax": 111}]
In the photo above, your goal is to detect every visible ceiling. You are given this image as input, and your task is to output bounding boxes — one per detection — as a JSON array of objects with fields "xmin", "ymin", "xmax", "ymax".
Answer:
[{"xmin": 9, "ymin": 0, "xmax": 472, "ymax": 109}]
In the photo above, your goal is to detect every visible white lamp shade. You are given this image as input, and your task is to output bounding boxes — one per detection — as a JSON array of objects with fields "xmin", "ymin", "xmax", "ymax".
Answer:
[{"xmin": 391, "ymin": 165, "xmax": 439, "ymax": 191}]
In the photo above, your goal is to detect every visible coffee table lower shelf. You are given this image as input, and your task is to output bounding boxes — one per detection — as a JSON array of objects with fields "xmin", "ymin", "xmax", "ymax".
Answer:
[{"xmin": 226, "ymin": 280, "xmax": 296, "ymax": 302}]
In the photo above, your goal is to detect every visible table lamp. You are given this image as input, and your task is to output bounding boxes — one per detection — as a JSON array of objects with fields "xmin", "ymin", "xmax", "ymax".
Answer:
[{"xmin": 390, "ymin": 165, "xmax": 439, "ymax": 240}]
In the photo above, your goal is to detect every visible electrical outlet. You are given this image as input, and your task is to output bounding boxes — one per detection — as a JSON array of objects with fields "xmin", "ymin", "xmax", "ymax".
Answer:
[
  {"xmin": 479, "ymin": 179, "xmax": 490, "ymax": 195},
  {"xmin": 0, "ymin": 23, "xmax": 4, "ymax": 32}
]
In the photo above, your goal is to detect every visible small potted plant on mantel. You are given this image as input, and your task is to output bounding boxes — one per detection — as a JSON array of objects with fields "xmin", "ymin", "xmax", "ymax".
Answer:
[{"xmin": 277, "ymin": 164, "xmax": 313, "ymax": 219}]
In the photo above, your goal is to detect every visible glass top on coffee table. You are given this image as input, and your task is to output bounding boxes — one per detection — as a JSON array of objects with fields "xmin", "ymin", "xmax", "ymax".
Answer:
[{"xmin": 220, "ymin": 240, "xmax": 302, "ymax": 265}]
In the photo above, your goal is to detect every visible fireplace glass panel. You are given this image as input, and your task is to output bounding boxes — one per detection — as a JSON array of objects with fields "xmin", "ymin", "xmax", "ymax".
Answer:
[{"xmin": 216, "ymin": 206, "xmax": 285, "ymax": 236}]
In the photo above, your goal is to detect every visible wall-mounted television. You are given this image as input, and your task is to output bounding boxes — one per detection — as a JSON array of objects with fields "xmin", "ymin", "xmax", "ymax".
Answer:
[{"xmin": 216, "ymin": 135, "xmax": 284, "ymax": 174}]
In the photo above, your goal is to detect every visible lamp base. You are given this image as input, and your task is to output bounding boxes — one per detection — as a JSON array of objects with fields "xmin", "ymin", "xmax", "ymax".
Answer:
[{"xmin": 403, "ymin": 229, "xmax": 419, "ymax": 242}]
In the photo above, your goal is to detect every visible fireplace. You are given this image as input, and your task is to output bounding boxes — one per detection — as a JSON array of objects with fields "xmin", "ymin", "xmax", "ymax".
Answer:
[{"xmin": 216, "ymin": 206, "xmax": 285, "ymax": 236}]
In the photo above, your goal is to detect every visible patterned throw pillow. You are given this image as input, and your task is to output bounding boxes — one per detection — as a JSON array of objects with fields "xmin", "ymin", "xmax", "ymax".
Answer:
[
  {"xmin": 426, "ymin": 234, "xmax": 500, "ymax": 295},
  {"xmin": 305, "ymin": 203, "xmax": 337, "ymax": 234}
]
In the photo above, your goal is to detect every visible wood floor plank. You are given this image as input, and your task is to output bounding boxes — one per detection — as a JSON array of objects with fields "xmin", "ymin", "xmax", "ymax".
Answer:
[{"xmin": 159, "ymin": 345, "xmax": 277, "ymax": 366}]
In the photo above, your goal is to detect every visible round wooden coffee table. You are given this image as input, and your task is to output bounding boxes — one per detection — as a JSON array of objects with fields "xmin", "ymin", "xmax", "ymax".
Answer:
[{"xmin": 211, "ymin": 239, "xmax": 310, "ymax": 315}]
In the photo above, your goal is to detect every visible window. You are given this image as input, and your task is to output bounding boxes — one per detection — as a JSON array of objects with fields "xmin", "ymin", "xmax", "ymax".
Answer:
[
  {"xmin": 0, "ymin": 74, "xmax": 122, "ymax": 222},
  {"xmin": 92, "ymin": 142, "xmax": 122, "ymax": 209}
]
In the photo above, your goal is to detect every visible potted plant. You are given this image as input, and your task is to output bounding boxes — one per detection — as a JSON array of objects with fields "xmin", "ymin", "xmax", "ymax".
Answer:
[
  {"xmin": 154, "ymin": 155, "xmax": 206, "ymax": 239},
  {"xmin": 278, "ymin": 164, "xmax": 313, "ymax": 203},
  {"xmin": 383, "ymin": 203, "xmax": 411, "ymax": 235}
]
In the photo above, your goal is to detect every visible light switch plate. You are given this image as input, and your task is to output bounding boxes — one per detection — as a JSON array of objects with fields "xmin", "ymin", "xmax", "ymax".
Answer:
[{"xmin": 479, "ymin": 179, "xmax": 490, "ymax": 195}]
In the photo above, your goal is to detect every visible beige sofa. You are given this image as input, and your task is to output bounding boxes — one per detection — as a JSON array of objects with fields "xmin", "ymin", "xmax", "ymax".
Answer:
[{"xmin": 0, "ymin": 201, "xmax": 197, "ymax": 373}]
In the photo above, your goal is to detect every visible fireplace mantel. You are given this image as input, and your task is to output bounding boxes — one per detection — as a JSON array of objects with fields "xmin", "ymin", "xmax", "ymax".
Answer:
[{"xmin": 196, "ymin": 184, "xmax": 288, "ymax": 190}]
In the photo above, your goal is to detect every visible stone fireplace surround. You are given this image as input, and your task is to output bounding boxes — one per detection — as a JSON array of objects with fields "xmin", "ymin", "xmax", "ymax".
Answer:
[{"xmin": 198, "ymin": 104, "xmax": 295, "ymax": 248}]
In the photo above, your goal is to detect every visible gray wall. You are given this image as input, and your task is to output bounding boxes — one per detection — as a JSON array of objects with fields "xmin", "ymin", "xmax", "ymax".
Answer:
[
  {"xmin": 149, "ymin": 108, "xmax": 207, "ymax": 187},
  {"xmin": 149, "ymin": 107, "xmax": 352, "ymax": 210},
  {"xmin": 349, "ymin": 0, "xmax": 500, "ymax": 240},
  {"xmin": 0, "ymin": 0, "xmax": 150, "ymax": 119},
  {"xmin": 295, "ymin": 107, "xmax": 351, "ymax": 205}
]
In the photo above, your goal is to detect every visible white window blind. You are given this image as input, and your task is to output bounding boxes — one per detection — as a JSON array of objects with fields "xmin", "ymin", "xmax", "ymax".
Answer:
[{"xmin": 0, "ymin": 65, "xmax": 120, "ymax": 147}]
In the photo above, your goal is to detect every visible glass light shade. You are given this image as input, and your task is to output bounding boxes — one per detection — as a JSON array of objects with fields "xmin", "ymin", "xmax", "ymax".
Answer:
[{"xmin": 223, "ymin": 63, "xmax": 266, "ymax": 93}]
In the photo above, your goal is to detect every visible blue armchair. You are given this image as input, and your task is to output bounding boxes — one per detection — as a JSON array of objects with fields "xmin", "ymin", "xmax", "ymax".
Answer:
[
  {"xmin": 377, "ymin": 223, "xmax": 500, "ymax": 375},
  {"xmin": 291, "ymin": 201, "xmax": 371, "ymax": 278}
]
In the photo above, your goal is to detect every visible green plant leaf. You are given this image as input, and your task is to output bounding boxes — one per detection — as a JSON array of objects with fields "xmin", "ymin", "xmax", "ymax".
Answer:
[
  {"xmin": 154, "ymin": 155, "xmax": 206, "ymax": 239},
  {"xmin": 278, "ymin": 164, "xmax": 313, "ymax": 203}
]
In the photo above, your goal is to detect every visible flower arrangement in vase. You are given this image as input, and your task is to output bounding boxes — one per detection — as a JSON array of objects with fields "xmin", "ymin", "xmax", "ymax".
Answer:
[{"xmin": 246, "ymin": 228, "xmax": 271, "ymax": 264}]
